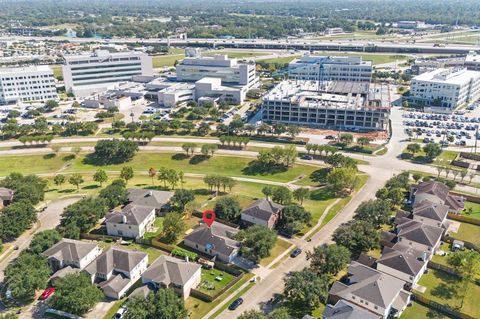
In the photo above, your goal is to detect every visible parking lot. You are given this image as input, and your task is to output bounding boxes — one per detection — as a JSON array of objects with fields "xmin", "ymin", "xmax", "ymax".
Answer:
[{"xmin": 403, "ymin": 111, "xmax": 480, "ymax": 147}]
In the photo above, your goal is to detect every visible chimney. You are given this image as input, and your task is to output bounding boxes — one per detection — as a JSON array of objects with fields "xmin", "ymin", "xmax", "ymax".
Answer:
[{"xmin": 122, "ymin": 214, "xmax": 127, "ymax": 224}]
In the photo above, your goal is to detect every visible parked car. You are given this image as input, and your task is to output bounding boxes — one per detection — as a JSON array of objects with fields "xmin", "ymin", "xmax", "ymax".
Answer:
[
  {"xmin": 228, "ymin": 298, "xmax": 244, "ymax": 310},
  {"xmin": 300, "ymin": 155, "xmax": 313, "ymax": 160},
  {"xmin": 114, "ymin": 306, "xmax": 127, "ymax": 319},
  {"xmin": 290, "ymin": 248, "xmax": 302, "ymax": 258},
  {"xmin": 39, "ymin": 287, "xmax": 55, "ymax": 300}
]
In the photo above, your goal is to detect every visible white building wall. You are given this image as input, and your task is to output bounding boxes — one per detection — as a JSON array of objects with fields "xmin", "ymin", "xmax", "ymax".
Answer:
[
  {"xmin": 376, "ymin": 263, "xmax": 426, "ymax": 285},
  {"xmin": 78, "ymin": 246, "xmax": 103, "ymax": 270}
]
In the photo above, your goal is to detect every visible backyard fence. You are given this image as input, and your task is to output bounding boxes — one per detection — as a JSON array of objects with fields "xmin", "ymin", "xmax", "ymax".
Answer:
[
  {"xmin": 447, "ymin": 212, "xmax": 480, "ymax": 226},
  {"xmin": 413, "ymin": 292, "xmax": 477, "ymax": 319},
  {"xmin": 190, "ymin": 272, "xmax": 244, "ymax": 302}
]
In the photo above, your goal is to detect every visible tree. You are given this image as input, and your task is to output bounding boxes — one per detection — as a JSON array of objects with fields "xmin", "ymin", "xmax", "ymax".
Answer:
[
  {"xmin": 162, "ymin": 213, "xmax": 185, "ymax": 244},
  {"xmin": 339, "ymin": 133, "xmax": 353, "ymax": 146},
  {"xmin": 357, "ymin": 137, "xmax": 371, "ymax": 146},
  {"xmin": 238, "ymin": 311, "xmax": 266, "ymax": 319},
  {"xmin": 354, "ymin": 199, "xmax": 391, "ymax": 227},
  {"xmin": 235, "ymin": 225, "xmax": 277, "ymax": 263},
  {"xmin": 120, "ymin": 166, "xmax": 134, "ymax": 183},
  {"xmin": 99, "ymin": 180, "xmax": 128, "ymax": 209},
  {"xmin": 327, "ymin": 167, "xmax": 357, "ymax": 195},
  {"xmin": 272, "ymin": 186, "xmax": 292, "ymax": 205},
  {"xmin": 447, "ymin": 250, "xmax": 480, "ymax": 308},
  {"xmin": 406, "ymin": 143, "xmax": 421, "ymax": 155},
  {"xmin": 5, "ymin": 253, "xmax": 51, "ymax": 303},
  {"xmin": 68, "ymin": 173, "xmax": 84, "ymax": 191},
  {"xmin": 93, "ymin": 169, "xmax": 108, "ymax": 187},
  {"xmin": 29, "ymin": 229, "xmax": 61, "ymax": 254},
  {"xmin": 148, "ymin": 167, "xmax": 157, "ymax": 185},
  {"xmin": 49, "ymin": 273, "xmax": 103, "ymax": 316},
  {"xmin": 460, "ymin": 169, "xmax": 468, "ymax": 183},
  {"xmin": 423, "ymin": 143, "xmax": 442, "ymax": 161},
  {"xmin": 412, "ymin": 173, "xmax": 423, "ymax": 183},
  {"xmin": 287, "ymin": 125, "xmax": 300, "ymax": 139},
  {"xmin": 262, "ymin": 186, "xmax": 274, "ymax": 200},
  {"xmin": 182, "ymin": 142, "xmax": 197, "ymax": 156},
  {"xmin": 0, "ymin": 200, "xmax": 37, "ymax": 241},
  {"xmin": 60, "ymin": 197, "xmax": 109, "ymax": 238},
  {"xmin": 214, "ymin": 197, "xmax": 241, "ymax": 222},
  {"xmin": 307, "ymin": 244, "xmax": 351, "ymax": 275},
  {"xmin": 124, "ymin": 289, "xmax": 187, "ymax": 319},
  {"xmin": 333, "ymin": 220, "xmax": 380, "ymax": 257},
  {"xmin": 293, "ymin": 187, "xmax": 310, "ymax": 205},
  {"xmin": 0, "ymin": 173, "xmax": 47, "ymax": 205},
  {"xmin": 277, "ymin": 205, "xmax": 312, "ymax": 236},
  {"xmin": 284, "ymin": 269, "xmax": 330, "ymax": 311},
  {"xmin": 92, "ymin": 139, "xmax": 139, "ymax": 164},
  {"xmin": 171, "ymin": 189, "xmax": 195, "ymax": 212},
  {"xmin": 53, "ymin": 174, "xmax": 66, "ymax": 189}
]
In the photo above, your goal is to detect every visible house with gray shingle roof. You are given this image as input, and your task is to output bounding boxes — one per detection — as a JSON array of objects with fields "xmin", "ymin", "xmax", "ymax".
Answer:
[
  {"xmin": 127, "ymin": 188, "xmax": 174, "ymax": 215},
  {"xmin": 184, "ymin": 222, "xmax": 240, "ymax": 263},
  {"xmin": 241, "ymin": 199, "xmax": 283, "ymax": 229},
  {"xmin": 105, "ymin": 203, "xmax": 156, "ymax": 239},
  {"xmin": 0, "ymin": 187, "xmax": 13, "ymax": 209},
  {"xmin": 85, "ymin": 247, "xmax": 148, "ymax": 299},
  {"xmin": 376, "ymin": 244, "xmax": 428, "ymax": 285},
  {"xmin": 141, "ymin": 255, "xmax": 201, "ymax": 299},
  {"xmin": 42, "ymin": 238, "xmax": 102, "ymax": 272},
  {"xmin": 412, "ymin": 200, "xmax": 448, "ymax": 227},
  {"xmin": 395, "ymin": 218, "xmax": 444, "ymax": 256},
  {"xmin": 410, "ymin": 181, "xmax": 464, "ymax": 213},
  {"xmin": 323, "ymin": 300, "xmax": 381, "ymax": 319},
  {"xmin": 328, "ymin": 261, "xmax": 411, "ymax": 319}
]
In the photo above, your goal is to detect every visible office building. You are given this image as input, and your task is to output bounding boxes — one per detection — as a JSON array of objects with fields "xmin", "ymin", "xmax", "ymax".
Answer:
[
  {"xmin": 464, "ymin": 51, "xmax": 480, "ymax": 71},
  {"xmin": 176, "ymin": 53, "xmax": 259, "ymax": 91},
  {"xmin": 288, "ymin": 55, "xmax": 373, "ymax": 82},
  {"xmin": 262, "ymin": 80, "xmax": 390, "ymax": 131},
  {"xmin": 63, "ymin": 50, "xmax": 153, "ymax": 97},
  {"xmin": 0, "ymin": 65, "xmax": 57, "ymax": 104},
  {"xmin": 396, "ymin": 21, "xmax": 426, "ymax": 29},
  {"xmin": 410, "ymin": 68, "xmax": 480, "ymax": 110}
]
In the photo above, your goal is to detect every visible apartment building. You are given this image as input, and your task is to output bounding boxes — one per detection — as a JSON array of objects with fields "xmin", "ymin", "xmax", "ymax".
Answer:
[
  {"xmin": 288, "ymin": 55, "xmax": 373, "ymax": 82},
  {"xmin": 63, "ymin": 50, "xmax": 153, "ymax": 97},
  {"xmin": 0, "ymin": 65, "xmax": 57, "ymax": 104},
  {"xmin": 262, "ymin": 80, "xmax": 390, "ymax": 131},
  {"xmin": 410, "ymin": 68, "xmax": 480, "ymax": 110}
]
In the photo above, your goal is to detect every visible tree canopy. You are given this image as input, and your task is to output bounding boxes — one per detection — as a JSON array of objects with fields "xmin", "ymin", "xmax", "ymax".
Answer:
[
  {"xmin": 124, "ymin": 289, "xmax": 187, "ymax": 319},
  {"xmin": 235, "ymin": 225, "xmax": 277, "ymax": 263}
]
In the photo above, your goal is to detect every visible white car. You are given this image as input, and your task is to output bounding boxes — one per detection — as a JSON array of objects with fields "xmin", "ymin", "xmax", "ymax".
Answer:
[{"xmin": 114, "ymin": 306, "xmax": 127, "ymax": 319}]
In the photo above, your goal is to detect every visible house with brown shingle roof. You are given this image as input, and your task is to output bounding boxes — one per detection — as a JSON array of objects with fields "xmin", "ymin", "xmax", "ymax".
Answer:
[
  {"xmin": 410, "ymin": 181, "xmax": 464, "ymax": 213},
  {"xmin": 412, "ymin": 200, "xmax": 448, "ymax": 228},
  {"xmin": 0, "ymin": 187, "xmax": 13, "ymax": 209},
  {"xmin": 42, "ymin": 238, "xmax": 102, "ymax": 272},
  {"xmin": 105, "ymin": 203, "xmax": 156, "ymax": 239},
  {"xmin": 241, "ymin": 199, "xmax": 283, "ymax": 229},
  {"xmin": 395, "ymin": 217, "xmax": 444, "ymax": 256}
]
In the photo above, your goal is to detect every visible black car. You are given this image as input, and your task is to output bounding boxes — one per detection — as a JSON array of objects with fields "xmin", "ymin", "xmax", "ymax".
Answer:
[
  {"xmin": 300, "ymin": 155, "xmax": 313, "ymax": 160},
  {"xmin": 290, "ymin": 248, "xmax": 302, "ymax": 258},
  {"xmin": 228, "ymin": 298, "xmax": 244, "ymax": 310}
]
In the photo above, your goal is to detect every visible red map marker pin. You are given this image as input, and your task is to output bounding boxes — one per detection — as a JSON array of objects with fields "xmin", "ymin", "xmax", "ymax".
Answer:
[{"xmin": 202, "ymin": 209, "xmax": 216, "ymax": 228}]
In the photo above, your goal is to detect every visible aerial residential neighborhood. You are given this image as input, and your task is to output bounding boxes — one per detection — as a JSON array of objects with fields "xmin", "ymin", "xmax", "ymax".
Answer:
[{"xmin": 0, "ymin": 1, "xmax": 480, "ymax": 319}]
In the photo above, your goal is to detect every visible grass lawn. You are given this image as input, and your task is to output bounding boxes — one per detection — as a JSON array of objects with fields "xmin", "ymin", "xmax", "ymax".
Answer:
[
  {"xmin": 197, "ymin": 268, "xmax": 235, "ymax": 296},
  {"xmin": 143, "ymin": 217, "xmax": 164, "ymax": 241},
  {"xmin": 416, "ymin": 269, "xmax": 480, "ymax": 318},
  {"xmin": 462, "ymin": 201, "xmax": 480, "ymax": 220},
  {"xmin": 452, "ymin": 221, "xmax": 480, "ymax": 246},
  {"xmin": 400, "ymin": 302, "xmax": 453, "ymax": 319},
  {"xmin": 203, "ymin": 50, "xmax": 270, "ymax": 59},
  {"xmin": 185, "ymin": 273, "xmax": 254, "ymax": 319},
  {"xmin": 431, "ymin": 242, "xmax": 451, "ymax": 267},
  {"xmin": 152, "ymin": 49, "xmax": 185, "ymax": 68},
  {"xmin": 259, "ymin": 237, "xmax": 293, "ymax": 267},
  {"xmin": 209, "ymin": 280, "xmax": 256, "ymax": 319},
  {"xmin": 258, "ymin": 55, "xmax": 300, "ymax": 64},
  {"xmin": 49, "ymin": 64, "xmax": 63, "ymax": 79},
  {"xmin": 401, "ymin": 149, "xmax": 458, "ymax": 167},
  {"xmin": 0, "ymin": 153, "xmax": 67, "ymax": 176}
]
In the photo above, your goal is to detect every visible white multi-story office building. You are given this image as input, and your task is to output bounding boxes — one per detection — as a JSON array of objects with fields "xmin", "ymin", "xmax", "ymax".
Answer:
[
  {"xmin": 0, "ymin": 65, "xmax": 57, "ymax": 104},
  {"xmin": 63, "ymin": 50, "xmax": 153, "ymax": 97},
  {"xmin": 176, "ymin": 53, "xmax": 259, "ymax": 90},
  {"xmin": 464, "ymin": 51, "xmax": 480, "ymax": 71},
  {"xmin": 410, "ymin": 68, "xmax": 480, "ymax": 110},
  {"xmin": 262, "ymin": 80, "xmax": 390, "ymax": 131},
  {"xmin": 288, "ymin": 55, "xmax": 373, "ymax": 82}
]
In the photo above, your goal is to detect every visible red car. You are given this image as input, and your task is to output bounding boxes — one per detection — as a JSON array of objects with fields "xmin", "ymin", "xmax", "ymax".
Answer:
[{"xmin": 39, "ymin": 287, "xmax": 55, "ymax": 300}]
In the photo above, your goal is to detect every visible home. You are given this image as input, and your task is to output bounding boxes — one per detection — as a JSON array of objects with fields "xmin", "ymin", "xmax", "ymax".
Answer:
[
  {"xmin": 328, "ymin": 261, "xmax": 411, "ymax": 318},
  {"xmin": 323, "ymin": 300, "xmax": 381, "ymax": 319},
  {"xmin": 376, "ymin": 244, "xmax": 428, "ymax": 285},
  {"xmin": 42, "ymin": 238, "xmax": 102, "ymax": 272},
  {"xmin": 0, "ymin": 187, "xmax": 13, "ymax": 209},
  {"xmin": 85, "ymin": 247, "xmax": 148, "ymax": 299},
  {"xmin": 395, "ymin": 217, "xmax": 444, "ymax": 256},
  {"xmin": 184, "ymin": 222, "xmax": 240, "ymax": 263},
  {"xmin": 127, "ymin": 188, "xmax": 174, "ymax": 216},
  {"xmin": 105, "ymin": 204, "xmax": 156, "ymax": 239},
  {"xmin": 412, "ymin": 200, "xmax": 448, "ymax": 228},
  {"xmin": 410, "ymin": 181, "xmax": 464, "ymax": 213},
  {"xmin": 141, "ymin": 255, "xmax": 201, "ymax": 299},
  {"xmin": 240, "ymin": 199, "xmax": 283, "ymax": 229}
]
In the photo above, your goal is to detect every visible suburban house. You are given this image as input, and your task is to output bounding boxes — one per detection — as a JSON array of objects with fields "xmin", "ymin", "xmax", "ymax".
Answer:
[
  {"xmin": 412, "ymin": 200, "xmax": 449, "ymax": 228},
  {"xmin": 376, "ymin": 244, "xmax": 428, "ymax": 285},
  {"xmin": 42, "ymin": 238, "xmax": 102, "ymax": 272},
  {"xmin": 395, "ymin": 217, "xmax": 444, "ymax": 256},
  {"xmin": 141, "ymin": 255, "xmax": 202, "ymax": 299},
  {"xmin": 328, "ymin": 261, "xmax": 411, "ymax": 318},
  {"xmin": 85, "ymin": 247, "xmax": 148, "ymax": 299},
  {"xmin": 105, "ymin": 204, "xmax": 156, "ymax": 239},
  {"xmin": 240, "ymin": 199, "xmax": 283, "ymax": 229},
  {"xmin": 323, "ymin": 300, "xmax": 381, "ymax": 319},
  {"xmin": 127, "ymin": 188, "xmax": 174, "ymax": 215},
  {"xmin": 0, "ymin": 187, "xmax": 14, "ymax": 209},
  {"xmin": 184, "ymin": 222, "xmax": 240, "ymax": 263},
  {"xmin": 410, "ymin": 181, "xmax": 464, "ymax": 213}
]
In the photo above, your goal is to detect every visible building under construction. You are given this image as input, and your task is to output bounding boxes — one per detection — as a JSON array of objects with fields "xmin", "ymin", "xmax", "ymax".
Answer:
[{"xmin": 261, "ymin": 80, "xmax": 391, "ymax": 131}]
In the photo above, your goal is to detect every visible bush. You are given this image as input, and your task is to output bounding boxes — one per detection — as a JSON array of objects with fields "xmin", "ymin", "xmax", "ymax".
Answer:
[{"xmin": 172, "ymin": 247, "xmax": 198, "ymax": 261}]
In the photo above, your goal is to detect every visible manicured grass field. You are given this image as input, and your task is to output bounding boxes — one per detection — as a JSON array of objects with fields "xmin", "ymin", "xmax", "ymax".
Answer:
[
  {"xmin": 258, "ymin": 55, "xmax": 300, "ymax": 64},
  {"xmin": 400, "ymin": 302, "xmax": 452, "ymax": 319},
  {"xmin": 152, "ymin": 54, "xmax": 184, "ymax": 68},
  {"xmin": 416, "ymin": 269, "xmax": 480, "ymax": 318},
  {"xmin": 462, "ymin": 201, "xmax": 480, "ymax": 220},
  {"xmin": 49, "ymin": 64, "xmax": 63, "ymax": 79},
  {"xmin": 0, "ymin": 154, "xmax": 67, "ymax": 176},
  {"xmin": 143, "ymin": 217, "xmax": 164, "ymax": 241},
  {"xmin": 203, "ymin": 50, "xmax": 270, "ymax": 59},
  {"xmin": 198, "ymin": 268, "xmax": 235, "ymax": 296},
  {"xmin": 452, "ymin": 221, "xmax": 480, "ymax": 246},
  {"xmin": 259, "ymin": 237, "xmax": 293, "ymax": 267}
]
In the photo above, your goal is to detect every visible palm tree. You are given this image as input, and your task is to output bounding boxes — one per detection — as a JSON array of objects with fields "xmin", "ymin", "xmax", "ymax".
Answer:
[{"xmin": 148, "ymin": 167, "xmax": 157, "ymax": 185}]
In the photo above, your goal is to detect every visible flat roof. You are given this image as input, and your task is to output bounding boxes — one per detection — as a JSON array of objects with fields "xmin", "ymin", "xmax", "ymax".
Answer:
[
  {"xmin": 413, "ymin": 68, "xmax": 480, "ymax": 85},
  {"xmin": 0, "ymin": 65, "xmax": 52, "ymax": 74}
]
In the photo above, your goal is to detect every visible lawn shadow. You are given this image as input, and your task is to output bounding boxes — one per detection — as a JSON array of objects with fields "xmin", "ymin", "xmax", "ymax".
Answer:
[
  {"xmin": 242, "ymin": 160, "xmax": 287, "ymax": 176},
  {"xmin": 309, "ymin": 187, "xmax": 336, "ymax": 201},
  {"xmin": 82, "ymin": 184, "xmax": 100, "ymax": 190},
  {"xmin": 171, "ymin": 153, "xmax": 189, "ymax": 161},
  {"xmin": 135, "ymin": 183, "xmax": 148, "ymax": 187},
  {"xmin": 62, "ymin": 154, "xmax": 76, "ymax": 162},
  {"xmin": 189, "ymin": 154, "xmax": 209, "ymax": 165},
  {"xmin": 194, "ymin": 188, "xmax": 213, "ymax": 196},
  {"xmin": 59, "ymin": 188, "xmax": 76, "ymax": 194},
  {"xmin": 309, "ymin": 168, "xmax": 331, "ymax": 184},
  {"xmin": 431, "ymin": 282, "xmax": 457, "ymax": 300},
  {"xmin": 43, "ymin": 153, "xmax": 56, "ymax": 160}
]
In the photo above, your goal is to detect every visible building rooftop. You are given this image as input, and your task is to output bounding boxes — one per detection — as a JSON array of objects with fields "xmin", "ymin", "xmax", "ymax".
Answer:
[
  {"xmin": 323, "ymin": 300, "xmax": 379, "ymax": 319},
  {"xmin": 127, "ymin": 188, "xmax": 174, "ymax": 209},
  {"xmin": 377, "ymin": 244, "xmax": 427, "ymax": 277},
  {"xmin": 142, "ymin": 255, "xmax": 201, "ymax": 287},
  {"xmin": 395, "ymin": 218, "xmax": 444, "ymax": 247},
  {"xmin": 290, "ymin": 55, "xmax": 372, "ymax": 67},
  {"xmin": 105, "ymin": 204, "xmax": 154, "ymax": 226},
  {"xmin": 185, "ymin": 222, "xmax": 240, "ymax": 256},
  {"xmin": 43, "ymin": 239, "xmax": 99, "ymax": 264},
  {"xmin": 0, "ymin": 65, "xmax": 53, "ymax": 74},
  {"xmin": 413, "ymin": 200, "xmax": 449, "ymax": 222},
  {"xmin": 413, "ymin": 68, "xmax": 480, "ymax": 85},
  {"xmin": 85, "ymin": 247, "xmax": 147, "ymax": 276},
  {"xmin": 63, "ymin": 50, "xmax": 146, "ymax": 62},
  {"xmin": 241, "ymin": 199, "xmax": 283, "ymax": 222}
]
